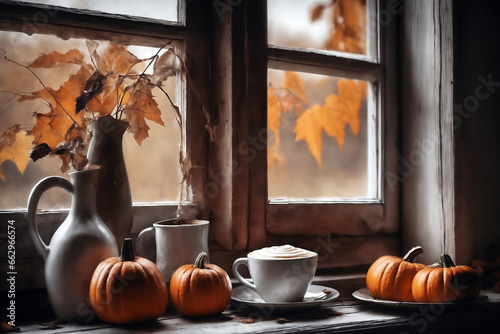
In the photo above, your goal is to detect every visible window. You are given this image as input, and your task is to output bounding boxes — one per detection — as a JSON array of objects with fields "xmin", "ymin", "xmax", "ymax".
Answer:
[
  {"xmin": 0, "ymin": 32, "xmax": 182, "ymax": 208},
  {"xmin": 0, "ymin": 0, "xmax": 208, "ymax": 212},
  {"xmin": 264, "ymin": 0, "xmax": 398, "ymax": 235},
  {"xmin": 0, "ymin": 0, "xmax": 212, "ymax": 291},
  {"xmin": 0, "ymin": 1, "xmax": 399, "ymax": 290}
]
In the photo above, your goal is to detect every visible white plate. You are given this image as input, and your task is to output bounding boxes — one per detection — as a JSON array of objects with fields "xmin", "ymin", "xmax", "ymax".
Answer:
[
  {"xmin": 231, "ymin": 284, "xmax": 340, "ymax": 312},
  {"xmin": 352, "ymin": 287, "xmax": 488, "ymax": 309}
]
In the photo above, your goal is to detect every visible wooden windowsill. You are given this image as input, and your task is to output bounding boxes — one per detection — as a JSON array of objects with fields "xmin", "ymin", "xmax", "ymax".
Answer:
[{"xmin": 13, "ymin": 289, "xmax": 500, "ymax": 333}]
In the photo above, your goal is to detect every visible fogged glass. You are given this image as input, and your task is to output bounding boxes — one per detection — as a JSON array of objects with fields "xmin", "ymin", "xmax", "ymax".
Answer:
[
  {"xmin": 267, "ymin": 69, "xmax": 377, "ymax": 200},
  {"xmin": 268, "ymin": 0, "xmax": 369, "ymax": 56},
  {"xmin": 0, "ymin": 32, "xmax": 182, "ymax": 209},
  {"xmin": 17, "ymin": 0, "xmax": 179, "ymax": 22}
]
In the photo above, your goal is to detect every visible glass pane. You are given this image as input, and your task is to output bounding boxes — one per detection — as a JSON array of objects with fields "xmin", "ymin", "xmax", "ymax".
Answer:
[
  {"xmin": 0, "ymin": 31, "xmax": 182, "ymax": 210},
  {"xmin": 268, "ymin": 0, "xmax": 370, "ymax": 56},
  {"xmin": 17, "ymin": 0, "xmax": 179, "ymax": 22},
  {"xmin": 267, "ymin": 69, "xmax": 377, "ymax": 200}
]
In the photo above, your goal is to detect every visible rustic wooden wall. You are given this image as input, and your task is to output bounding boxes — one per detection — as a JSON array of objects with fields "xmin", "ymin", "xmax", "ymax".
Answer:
[
  {"xmin": 401, "ymin": 0, "xmax": 500, "ymax": 265},
  {"xmin": 401, "ymin": 0, "xmax": 455, "ymax": 264}
]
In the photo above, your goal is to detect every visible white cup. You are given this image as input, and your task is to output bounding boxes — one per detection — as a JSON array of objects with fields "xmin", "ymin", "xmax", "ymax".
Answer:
[{"xmin": 232, "ymin": 245, "xmax": 318, "ymax": 303}]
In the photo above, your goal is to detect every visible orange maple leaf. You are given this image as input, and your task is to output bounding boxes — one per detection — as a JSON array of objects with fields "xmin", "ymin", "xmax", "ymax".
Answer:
[
  {"xmin": 336, "ymin": 79, "xmax": 363, "ymax": 136},
  {"xmin": 324, "ymin": 0, "xmax": 367, "ymax": 55},
  {"xmin": 322, "ymin": 94, "xmax": 347, "ymax": 149},
  {"xmin": 294, "ymin": 104, "xmax": 325, "ymax": 166},
  {"xmin": 0, "ymin": 125, "xmax": 32, "ymax": 180},
  {"xmin": 294, "ymin": 79, "xmax": 365, "ymax": 166}
]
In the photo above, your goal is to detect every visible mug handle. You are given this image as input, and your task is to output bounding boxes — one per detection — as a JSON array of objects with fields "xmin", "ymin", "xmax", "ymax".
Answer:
[
  {"xmin": 26, "ymin": 176, "xmax": 73, "ymax": 261},
  {"xmin": 232, "ymin": 258, "xmax": 257, "ymax": 292},
  {"xmin": 136, "ymin": 226, "xmax": 156, "ymax": 262}
]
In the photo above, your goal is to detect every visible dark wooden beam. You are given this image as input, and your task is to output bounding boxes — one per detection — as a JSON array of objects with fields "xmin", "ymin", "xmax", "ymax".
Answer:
[{"xmin": 0, "ymin": 0, "xmax": 186, "ymax": 47}]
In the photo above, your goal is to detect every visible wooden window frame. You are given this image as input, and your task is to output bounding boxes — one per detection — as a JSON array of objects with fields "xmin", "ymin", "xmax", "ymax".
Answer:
[{"xmin": 207, "ymin": 0, "xmax": 400, "ymax": 272}]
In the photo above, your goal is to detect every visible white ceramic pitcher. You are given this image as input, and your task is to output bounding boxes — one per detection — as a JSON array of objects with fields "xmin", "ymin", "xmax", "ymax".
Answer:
[{"xmin": 26, "ymin": 169, "xmax": 118, "ymax": 322}]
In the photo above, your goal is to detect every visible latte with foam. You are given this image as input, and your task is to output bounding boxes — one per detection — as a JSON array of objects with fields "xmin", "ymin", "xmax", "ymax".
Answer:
[{"xmin": 248, "ymin": 244, "xmax": 316, "ymax": 259}]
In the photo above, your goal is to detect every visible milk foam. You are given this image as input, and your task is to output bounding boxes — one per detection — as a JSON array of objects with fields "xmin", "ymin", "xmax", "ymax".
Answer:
[{"xmin": 249, "ymin": 245, "xmax": 317, "ymax": 259}]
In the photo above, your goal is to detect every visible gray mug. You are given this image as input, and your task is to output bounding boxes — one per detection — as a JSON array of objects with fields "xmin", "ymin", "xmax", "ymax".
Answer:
[{"xmin": 137, "ymin": 219, "xmax": 209, "ymax": 283}]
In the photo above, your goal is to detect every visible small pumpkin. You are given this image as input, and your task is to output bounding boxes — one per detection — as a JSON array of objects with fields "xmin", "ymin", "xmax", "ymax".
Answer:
[
  {"xmin": 412, "ymin": 253, "xmax": 481, "ymax": 303},
  {"xmin": 366, "ymin": 246, "xmax": 427, "ymax": 302},
  {"xmin": 170, "ymin": 252, "xmax": 232, "ymax": 317},
  {"xmin": 89, "ymin": 238, "xmax": 168, "ymax": 324}
]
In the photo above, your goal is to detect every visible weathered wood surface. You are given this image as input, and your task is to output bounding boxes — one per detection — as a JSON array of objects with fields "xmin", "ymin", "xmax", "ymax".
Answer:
[
  {"xmin": 400, "ymin": 0, "xmax": 455, "ymax": 264},
  {"xmin": 0, "ymin": 0, "xmax": 185, "ymax": 47},
  {"xmin": 15, "ymin": 290, "xmax": 500, "ymax": 334}
]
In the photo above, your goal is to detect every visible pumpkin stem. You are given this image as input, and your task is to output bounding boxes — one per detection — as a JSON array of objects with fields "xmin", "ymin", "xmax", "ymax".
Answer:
[
  {"xmin": 194, "ymin": 252, "xmax": 207, "ymax": 269},
  {"xmin": 120, "ymin": 238, "xmax": 135, "ymax": 262},
  {"xmin": 402, "ymin": 246, "xmax": 423, "ymax": 263},
  {"xmin": 440, "ymin": 253, "xmax": 456, "ymax": 268}
]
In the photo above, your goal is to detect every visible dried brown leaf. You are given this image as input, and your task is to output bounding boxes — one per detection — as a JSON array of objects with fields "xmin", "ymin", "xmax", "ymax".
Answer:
[
  {"xmin": 28, "ymin": 49, "xmax": 85, "ymax": 68},
  {"xmin": 27, "ymin": 112, "xmax": 65, "ymax": 149},
  {"xmin": 30, "ymin": 143, "xmax": 52, "ymax": 162},
  {"xmin": 75, "ymin": 71, "xmax": 107, "ymax": 112},
  {"xmin": 122, "ymin": 108, "xmax": 150, "ymax": 145},
  {"xmin": 240, "ymin": 317, "xmax": 258, "ymax": 324},
  {"xmin": 122, "ymin": 81, "xmax": 164, "ymax": 145},
  {"xmin": 1, "ymin": 319, "xmax": 20, "ymax": 332},
  {"xmin": 276, "ymin": 317, "xmax": 293, "ymax": 324},
  {"xmin": 152, "ymin": 48, "xmax": 177, "ymax": 85},
  {"xmin": 21, "ymin": 65, "xmax": 92, "ymax": 148},
  {"xmin": 40, "ymin": 319, "xmax": 63, "ymax": 330},
  {"xmin": 311, "ymin": 4, "xmax": 326, "ymax": 21},
  {"xmin": 94, "ymin": 43, "xmax": 142, "ymax": 75}
]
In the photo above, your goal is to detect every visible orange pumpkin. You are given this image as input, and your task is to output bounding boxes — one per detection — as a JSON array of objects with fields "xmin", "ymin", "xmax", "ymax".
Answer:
[
  {"xmin": 89, "ymin": 238, "xmax": 168, "ymax": 324},
  {"xmin": 412, "ymin": 253, "xmax": 481, "ymax": 303},
  {"xmin": 366, "ymin": 246, "xmax": 426, "ymax": 302},
  {"xmin": 170, "ymin": 252, "xmax": 232, "ymax": 317}
]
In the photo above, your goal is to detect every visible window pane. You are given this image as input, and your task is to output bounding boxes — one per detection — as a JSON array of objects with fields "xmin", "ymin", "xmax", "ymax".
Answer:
[
  {"xmin": 267, "ymin": 69, "xmax": 378, "ymax": 200},
  {"xmin": 268, "ymin": 0, "xmax": 371, "ymax": 57},
  {"xmin": 0, "ymin": 32, "xmax": 182, "ymax": 210},
  {"xmin": 17, "ymin": 0, "xmax": 179, "ymax": 22}
]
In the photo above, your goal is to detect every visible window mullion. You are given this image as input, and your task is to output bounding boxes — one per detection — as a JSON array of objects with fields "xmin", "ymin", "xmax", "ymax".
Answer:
[{"xmin": 268, "ymin": 46, "xmax": 382, "ymax": 81}]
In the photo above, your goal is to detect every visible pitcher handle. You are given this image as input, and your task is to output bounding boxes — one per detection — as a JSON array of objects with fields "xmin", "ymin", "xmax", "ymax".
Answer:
[
  {"xmin": 137, "ymin": 226, "xmax": 156, "ymax": 262},
  {"xmin": 26, "ymin": 176, "xmax": 73, "ymax": 261}
]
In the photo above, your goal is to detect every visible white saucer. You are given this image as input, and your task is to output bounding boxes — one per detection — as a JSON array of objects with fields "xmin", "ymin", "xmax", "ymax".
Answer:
[
  {"xmin": 352, "ymin": 287, "xmax": 488, "ymax": 309},
  {"xmin": 231, "ymin": 284, "xmax": 340, "ymax": 312}
]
